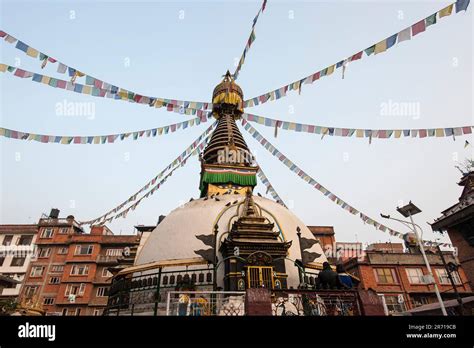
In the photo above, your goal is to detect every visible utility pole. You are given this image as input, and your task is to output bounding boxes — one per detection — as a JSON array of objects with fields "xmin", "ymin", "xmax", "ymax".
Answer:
[
  {"xmin": 382, "ymin": 201, "xmax": 447, "ymax": 316},
  {"xmin": 436, "ymin": 244, "xmax": 463, "ymax": 315}
]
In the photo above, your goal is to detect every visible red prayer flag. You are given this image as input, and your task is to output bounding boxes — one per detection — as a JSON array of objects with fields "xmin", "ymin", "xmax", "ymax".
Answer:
[
  {"xmin": 351, "ymin": 51, "xmax": 363, "ymax": 61},
  {"xmin": 463, "ymin": 127, "xmax": 472, "ymax": 134},
  {"xmin": 73, "ymin": 137, "xmax": 81, "ymax": 144},
  {"xmin": 167, "ymin": 104, "xmax": 173, "ymax": 111},
  {"xmin": 0, "ymin": 31, "xmax": 6, "ymax": 37},
  {"xmin": 412, "ymin": 20, "xmax": 426, "ymax": 36},
  {"xmin": 419, "ymin": 129, "xmax": 427, "ymax": 138},
  {"xmin": 308, "ymin": 125, "xmax": 315, "ymax": 133},
  {"xmin": 312, "ymin": 72, "xmax": 320, "ymax": 81},
  {"xmin": 57, "ymin": 80, "xmax": 66, "ymax": 89},
  {"xmin": 14, "ymin": 69, "xmax": 26, "ymax": 78}
]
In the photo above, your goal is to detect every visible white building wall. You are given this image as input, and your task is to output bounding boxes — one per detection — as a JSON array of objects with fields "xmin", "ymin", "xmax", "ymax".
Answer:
[{"xmin": 0, "ymin": 232, "xmax": 37, "ymax": 298}]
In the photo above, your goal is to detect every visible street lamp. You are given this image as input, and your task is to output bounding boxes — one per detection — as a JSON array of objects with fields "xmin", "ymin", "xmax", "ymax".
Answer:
[{"xmin": 381, "ymin": 201, "xmax": 447, "ymax": 316}]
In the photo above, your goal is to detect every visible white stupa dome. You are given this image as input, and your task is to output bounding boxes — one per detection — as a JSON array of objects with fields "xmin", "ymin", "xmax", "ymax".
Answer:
[{"xmin": 135, "ymin": 194, "xmax": 327, "ymax": 288}]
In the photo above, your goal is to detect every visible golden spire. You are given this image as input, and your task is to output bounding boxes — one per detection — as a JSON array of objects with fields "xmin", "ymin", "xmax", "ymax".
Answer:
[{"xmin": 212, "ymin": 70, "xmax": 244, "ymax": 119}]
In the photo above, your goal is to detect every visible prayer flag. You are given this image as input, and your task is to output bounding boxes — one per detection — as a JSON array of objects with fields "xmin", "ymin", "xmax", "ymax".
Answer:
[
  {"xmin": 439, "ymin": 4, "xmax": 454, "ymax": 17},
  {"xmin": 456, "ymin": 0, "xmax": 470, "ymax": 12},
  {"xmin": 412, "ymin": 20, "xmax": 426, "ymax": 36},
  {"xmin": 398, "ymin": 27, "xmax": 412, "ymax": 43}
]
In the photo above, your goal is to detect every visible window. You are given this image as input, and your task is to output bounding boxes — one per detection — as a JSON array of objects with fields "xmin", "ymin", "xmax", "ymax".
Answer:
[
  {"xmin": 412, "ymin": 296, "xmax": 430, "ymax": 308},
  {"xmin": 374, "ymin": 268, "xmax": 398, "ymax": 284},
  {"xmin": 2, "ymin": 235, "xmax": 13, "ymax": 246},
  {"xmin": 49, "ymin": 277, "xmax": 60, "ymax": 284},
  {"xmin": 75, "ymin": 308, "xmax": 81, "ymax": 316},
  {"xmin": 105, "ymin": 249, "xmax": 122, "ymax": 257},
  {"xmin": 10, "ymin": 257, "xmax": 26, "ymax": 267},
  {"xmin": 43, "ymin": 297, "xmax": 55, "ymax": 305},
  {"xmin": 102, "ymin": 268, "xmax": 112, "ymax": 277},
  {"xmin": 23, "ymin": 286, "xmax": 38, "ymax": 299},
  {"xmin": 50, "ymin": 265, "xmax": 64, "ymax": 273},
  {"xmin": 30, "ymin": 266, "xmax": 45, "ymax": 277},
  {"xmin": 17, "ymin": 235, "xmax": 33, "ymax": 245},
  {"xmin": 0, "ymin": 257, "xmax": 4, "ymax": 266},
  {"xmin": 436, "ymin": 268, "xmax": 462, "ymax": 285},
  {"xmin": 384, "ymin": 295, "xmax": 406, "ymax": 314},
  {"xmin": 57, "ymin": 247, "xmax": 68, "ymax": 255},
  {"xmin": 74, "ymin": 245, "xmax": 93, "ymax": 255},
  {"xmin": 38, "ymin": 248, "xmax": 51, "ymax": 258},
  {"xmin": 59, "ymin": 227, "xmax": 69, "ymax": 234},
  {"xmin": 406, "ymin": 268, "xmax": 424, "ymax": 284},
  {"xmin": 70, "ymin": 265, "xmax": 89, "ymax": 276},
  {"xmin": 96, "ymin": 287, "xmax": 109, "ymax": 297},
  {"xmin": 65, "ymin": 283, "xmax": 86, "ymax": 296},
  {"xmin": 41, "ymin": 228, "xmax": 54, "ymax": 238}
]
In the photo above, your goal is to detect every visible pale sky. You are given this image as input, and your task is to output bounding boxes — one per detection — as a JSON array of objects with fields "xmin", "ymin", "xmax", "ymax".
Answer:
[{"xmin": 0, "ymin": 0, "xmax": 472, "ymax": 248}]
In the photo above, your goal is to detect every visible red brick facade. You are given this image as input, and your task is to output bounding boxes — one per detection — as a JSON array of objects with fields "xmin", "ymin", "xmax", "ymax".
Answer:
[
  {"xmin": 20, "ymin": 216, "xmax": 139, "ymax": 316},
  {"xmin": 344, "ymin": 244, "xmax": 472, "ymax": 314}
]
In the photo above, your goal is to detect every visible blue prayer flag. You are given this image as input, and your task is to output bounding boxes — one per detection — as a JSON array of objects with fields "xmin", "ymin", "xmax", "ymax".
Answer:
[
  {"xmin": 456, "ymin": 0, "xmax": 470, "ymax": 12},
  {"xmin": 32, "ymin": 74, "xmax": 42, "ymax": 82},
  {"xmin": 386, "ymin": 33, "xmax": 398, "ymax": 49},
  {"xmin": 15, "ymin": 41, "xmax": 28, "ymax": 52}
]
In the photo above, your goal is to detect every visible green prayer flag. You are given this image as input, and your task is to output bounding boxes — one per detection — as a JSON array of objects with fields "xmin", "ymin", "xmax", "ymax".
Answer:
[
  {"xmin": 425, "ymin": 13, "xmax": 437, "ymax": 27},
  {"xmin": 365, "ymin": 45, "xmax": 376, "ymax": 56}
]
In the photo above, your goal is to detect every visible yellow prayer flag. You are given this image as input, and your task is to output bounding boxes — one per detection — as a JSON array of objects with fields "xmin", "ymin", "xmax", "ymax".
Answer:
[
  {"xmin": 356, "ymin": 129, "xmax": 364, "ymax": 138},
  {"xmin": 288, "ymin": 122, "xmax": 297, "ymax": 131},
  {"xmin": 41, "ymin": 75, "xmax": 50, "ymax": 84},
  {"xmin": 435, "ymin": 128, "xmax": 445, "ymax": 137},
  {"xmin": 439, "ymin": 4, "xmax": 453, "ymax": 18},
  {"xmin": 0, "ymin": 128, "xmax": 5, "ymax": 136},
  {"xmin": 374, "ymin": 40, "xmax": 387, "ymax": 54},
  {"xmin": 60, "ymin": 137, "xmax": 70, "ymax": 144},
  {"xmin": 27, "ymin": 134, "xmax": 35, "ymax": 140},
  {"xmin": 158, "ymin": 128, "xmax": 164, "ymax": 135},
  {"xmin": 326, "ymin": 65, "xmax": 335, "ymax": 76},
  {"xmin": 82, "ymin": 86, "xmax": 92, "ymax": 95},
  {"xmin": 93, "ymin": 136, "xmax": 100, "ymax": 144},
  {"xmin": 26, "ymin": 47, "xmax": 39, "ymax": 58},
  {"xmin": 394, "ymin": 130, "xmax": 402, "ymax": 138},
  {"xmin": 76, "ymin": 71, "xmax": 85, "ymax": 77},
  {"xmin": 0, "ymin": 64, "xmax": 7, "ymax": 72}
]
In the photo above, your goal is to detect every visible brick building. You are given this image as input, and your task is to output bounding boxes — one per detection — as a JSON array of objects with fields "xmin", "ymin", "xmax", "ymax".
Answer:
[
  {"xmin": 0, "ymin": 224, "xmax": 38, "ymax": 301},
  {"xmin": 308, "ymin": 226, "xmax": 364, "ymax": 262},
  {"xmin": 20, "ymin": 210, "xmax": 140, "ymax": 316},
  {"xmin": 432, "ymin": 171, "xmax": 474, "ymax": 289},
  {"xmin": 344, "ymin": 243, "xmax": 472, "ymax": 315}
]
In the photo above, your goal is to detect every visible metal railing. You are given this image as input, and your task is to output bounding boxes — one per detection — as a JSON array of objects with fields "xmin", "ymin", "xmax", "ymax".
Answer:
[
  {"xmin": 104, "ymin": 267, "xmax": 214, "ymax": 316},
  {"xmin": 166, "ymin": 291, "xmax": 246, "ymax": 316},
  {"xmin": 271, "ymin": 289, "xmax": 361, "ymax": 316}
]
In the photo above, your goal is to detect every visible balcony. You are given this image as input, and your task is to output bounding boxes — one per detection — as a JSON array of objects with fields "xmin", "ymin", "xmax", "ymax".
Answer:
[
  {"xmin": 0, "ymin": 287, "xmax": 20, "ymax": 297},
  {"xmin": 96, "ymin": 255, "xmax": 119, "ymax": 264}
]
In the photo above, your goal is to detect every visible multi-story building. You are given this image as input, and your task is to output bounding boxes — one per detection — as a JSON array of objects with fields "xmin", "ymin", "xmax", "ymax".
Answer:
[
  {"xmin": 344, "ymin": 243, "xmax": 472, "ymax": 315},
  {"xmin": 0, "ymin": 224, "xmax": 38, "ymax": 301},
  {"xmin": 20, "ymin": 209, "xmax": 140, "ymax": 316},
  {"xmin": 432, "ymin": 171, "xmax": 474, "ymax": 288}
]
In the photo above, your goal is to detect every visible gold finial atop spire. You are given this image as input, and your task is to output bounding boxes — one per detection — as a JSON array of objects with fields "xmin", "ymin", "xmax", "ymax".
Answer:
[{"xmin": 212, "ymin": 71, "xmax": 244, "ymax": 119}]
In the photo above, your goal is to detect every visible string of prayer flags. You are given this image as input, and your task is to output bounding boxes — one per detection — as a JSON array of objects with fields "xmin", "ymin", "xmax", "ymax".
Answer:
[
  {"xmin": 80, "ymin": 122, "xmax": 217, "ymax": 225},
  {"xmin": 241, "ymin": 0, "xmax": 471, "ymax": 108},
  {"xmin": 0, "ymin": 30, "xmax": 211, "ymax": 111},
  {"xmin": 256, "ymin": 165, "xmax": 287, "ymax": 208},
  {"xmin": 0, "ymin": 64, "xmax": 214, "ymax": 118},
  {"xmin": 233, "ymin": 0, "xmax": 267, "ymax": 80},
  {"xmin": 98, "ymin": 132, "xmax": 212, "ymax": 224},
  {"xmin": 242, "ymin": 120, "xmax": 452, "ymax": 248},
  {"xmin": 0, "ymin": 116, "xmax": 209, "ymax": 145},
  {"xmin": 241, "ymin": 113, "xmax": 473, "ymax": 142}
]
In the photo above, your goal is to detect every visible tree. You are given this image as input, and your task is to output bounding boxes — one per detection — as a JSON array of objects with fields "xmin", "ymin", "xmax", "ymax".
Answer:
[{"xmin": 455, "ymin": 158, "xmax": 474, "ymax": 175}]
